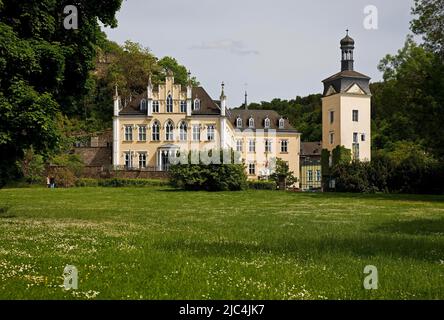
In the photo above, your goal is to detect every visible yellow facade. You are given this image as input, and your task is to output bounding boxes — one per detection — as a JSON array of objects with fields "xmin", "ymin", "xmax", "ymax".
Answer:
[{"xmin": 113, "ymin": 73, "xmax": 301, "ymax": 182}]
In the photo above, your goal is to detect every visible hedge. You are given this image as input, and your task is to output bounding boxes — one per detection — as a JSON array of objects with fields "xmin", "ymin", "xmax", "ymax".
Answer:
[
  {"xmin": 169, "ymin": 164, "xmax": 248, "ymax": 191},
  {"xmin": 75, "ymin": 178, "xmax": 169, "ymax": 188},
  {"xmin": 248, "ymin": 180, "xmax": 277, "ymax": 190}
]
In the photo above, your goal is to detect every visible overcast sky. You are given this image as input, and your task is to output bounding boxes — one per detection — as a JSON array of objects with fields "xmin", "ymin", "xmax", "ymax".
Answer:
[{"xmin": 104, "ymin": 0, "xmax": 415, "ymax": 107}]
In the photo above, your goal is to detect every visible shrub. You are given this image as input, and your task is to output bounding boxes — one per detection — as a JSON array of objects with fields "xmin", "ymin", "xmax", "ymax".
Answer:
[
  {"xmin": 52, "ymin": 167, "xmax": 76, "ymax": 188},
  {"xmin": 75, "ymin": 178, "xmax": 99, "ymax": 187},
  {"xmin": 248, "ymin": 180, "xmax": 277, "ymax": 190},
  {"xmin": 328, "ymin": 152, "xmax": 444, "ymax": 195},
  {"xmin": 170, "ymin": 164, "xmax": 247, "ymax": 191},
  {"xmin": 16, "ymin": 148, "xmax": 46, "ymax": 184}
]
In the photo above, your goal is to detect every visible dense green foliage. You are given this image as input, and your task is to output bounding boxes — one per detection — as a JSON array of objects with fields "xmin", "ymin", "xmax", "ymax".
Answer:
[
  {"xmin": 170, "ymin": 164, "xmax": 248, "ymax": 191},
  {"xmin": 1, "ymin": 187, "xmax": 443, "ymax": 299},
  {"xmin": 247, "ymin": 180, "xmax": 277, "ymax": 190},
  {"xmin": 328, "ymin": 146, "xmax": 444, "ymax": 194},
  {"xmin": 84, "ymin": 40, "xmax": 199, "ymax": 127},
  {"xmin": 411, "ymin": 0, "xmax": 444, "ymax": 58},
  {"xmin": 0, "ymin": 0, "xmax": 123, "ymax": 185},
  {"xmin": 269, "ymin": 158, "xmax": 298, "ymax": 187}
]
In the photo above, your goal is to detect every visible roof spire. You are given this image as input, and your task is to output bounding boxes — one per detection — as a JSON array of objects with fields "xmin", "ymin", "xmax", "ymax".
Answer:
[
  {"xmin": 244, "ymin": 90, "xmax": 248, "ymax": 110},
  {"xmin": 220, "ymin": 81, "xmax": 226, "ymax": 99}
]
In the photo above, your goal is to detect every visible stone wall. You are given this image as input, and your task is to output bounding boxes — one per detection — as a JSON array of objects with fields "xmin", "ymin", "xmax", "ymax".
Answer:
[{"xmin": 74, "ymin": 147, "xmax": 112, "ymax": 166}]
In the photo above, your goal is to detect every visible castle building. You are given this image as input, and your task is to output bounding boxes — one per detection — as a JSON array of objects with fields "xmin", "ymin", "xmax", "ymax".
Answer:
[
  {"xmin": 112, "ymin": 70, "xmax": 300, "ymax": 181},
  {"xmin": 111, "ymin": 32, "xmax": 371, "ymax": 184},
  {"xmin": 322, "ymin": 32, "xmax": 371, "ymax": 161}
]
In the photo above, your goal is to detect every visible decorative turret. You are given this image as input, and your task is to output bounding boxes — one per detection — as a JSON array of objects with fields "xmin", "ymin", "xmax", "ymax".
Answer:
[
  {"xmin": 113, "ymin": 85, "xmax": 120, "ymax": 117},
  {"xmin": 341, "ymin": 30, "xmax": 355, "ymax": 71},
  {"xmin": 220, "ymin": 82, "xmax": 227, "ymax": 117}
]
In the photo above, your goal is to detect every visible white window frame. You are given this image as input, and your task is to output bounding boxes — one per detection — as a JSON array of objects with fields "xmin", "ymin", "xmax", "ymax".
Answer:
[
  {"xmin": 152, "ymin": 121, "xmax": 160, "ymax": 141},
  {"xmin": 236, "ymin": 140, "xmax": 243, "ymax": 152},
  {"xmin": 192, "ymin": 125, "xmax": 201, "ymax": 142},
  {"xmin": 165, "ymin": 121, "xmax": 174, "ymax": 141},
  {"xmin": 180, "ymin": 101, "xmax": 187, "ymax": 113},
  {"xmin": 207, "ymin": 125, "xmax": 215, "ymax": 141},
  {"xmin": 152, "ymin": 101, "xmax": 159, "ymax": 113},
  {"xmin": 124, "ymin": 126, "xmax": 133, "ymax": 141},
  {"xmin": 279, "ymin": 118, "xmax": 285, "ymax": 129},
  {"xmin": 139, "ymin": 153, "xmax": 147, "ymax": 168},
  {"xmin": 138, "ymin": 126, "xmax": 147, "ymax": 141},
  {"xmin": 236, "ymin": 117, "xmax": 242, "ymax": 128},
  {"xmin": 281, "ymin": 140, "xmax": 288, "ymax": 153},
  {"xmin": 179, "ymin": 122, "xmax": 187, "ymax": 141},
  {"xmin": 249, "ymin": 139, "xmax": 256, "ymax": 153},
  {"xmin": 265, "ymin": 139, "xmax": 272, "ymax": 153},
  {"xmin": 264, "ymin": 118, "xmax": 271, "ymax": 129},
  {"xmin": 249, "ymin": 118, "xmax": 255, "ymax": 128}
]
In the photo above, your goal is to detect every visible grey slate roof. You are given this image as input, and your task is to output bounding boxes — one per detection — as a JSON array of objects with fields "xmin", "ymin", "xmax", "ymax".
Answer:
[{"xmin": 228, "ymin": 109, "xmax": 297, "ymax": 131}]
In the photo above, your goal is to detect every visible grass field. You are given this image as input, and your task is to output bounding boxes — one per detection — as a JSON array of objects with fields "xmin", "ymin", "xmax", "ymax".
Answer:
[{"xmin": 0, "ymin": 187, "xmax": 443, "ymax": 300}]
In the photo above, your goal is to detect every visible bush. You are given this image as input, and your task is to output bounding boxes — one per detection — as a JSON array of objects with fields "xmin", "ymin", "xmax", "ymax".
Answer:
[
  {"xmin": 75, "ymin": 178, "xmax": 99, "ymax": 187},
  {"xmin": 328, "ymin": 152, "xmax": 444, "ymax": 195},
  {"xmin": 52, "ymin": 167, "xmax": 77, "ymax": 188},
  {"xmin": 16, "ymin": 148, "xmax": 45, "ymax": 184},
  {"xmin": 248, "ymin": 180, "xmax": 277, "ymax": 190},
  {"xmin": 170, "ymin": 164, "xmax": 248, "ymax": 191}
]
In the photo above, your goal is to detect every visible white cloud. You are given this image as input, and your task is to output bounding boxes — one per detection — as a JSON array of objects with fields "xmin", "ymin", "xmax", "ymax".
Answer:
[{"xmin": 190, "ymin": 40, "xmax": 259, "ymax": 56}]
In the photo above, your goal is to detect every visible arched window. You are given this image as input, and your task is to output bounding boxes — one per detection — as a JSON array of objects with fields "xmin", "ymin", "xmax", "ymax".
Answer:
[
  {"xmin": 140, "ymin": 99, "xmax": 147, "ymax": 111},
  {"xmin": 165, "ymin": 120, "xmax": 174, "ymax": 141},
  {"xmin": 264, "ymin": 118, "xmax": 271, "ymax": 129},
  {"xmin": 193, "ymin": 99, "xmax": 200, "ymax": 111},
  {"xmin": 152, "ymin": 121, "xmax": 160, "ymax": 141},
  {"xmin": 166, "ymin": 94, "xmax": 173, "ymax": 113},
  {"xmin": 236, "ymin": 117, "xmax": 242, "ymax": 128},
  {"xmin": 249, "ymin": 117, "xmax": 255, "ymax": 128},
  {"xmin": 279, "ymin": 118, "xmax": 285, "ymax": 129},
  {"xmin": 179, "ymin": 121, "xmax": 187, "ymax": 141}
]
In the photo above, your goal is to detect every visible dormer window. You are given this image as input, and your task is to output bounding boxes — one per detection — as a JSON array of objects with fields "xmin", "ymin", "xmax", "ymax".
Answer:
[
  {"xmin": 236, "ymin": 117, "xmax": 243, "ymax": 128},
  {"xmin": 249, "ymin": 117, "xmax": 255, "ymax": 128},
  {"xmin": 279, "ymin": 118, "xmax": 285, "ymax": 129},
  {"xmin": 264, "ymin": 117, "xmax": 271, "ymax": 129},
  {"xmin": 193, "ymin": 99, "xmax": 201, "ymax": 111},
  {"xmin": 140, "ymin": 99, "xmax": 147, "ymax": 112}
]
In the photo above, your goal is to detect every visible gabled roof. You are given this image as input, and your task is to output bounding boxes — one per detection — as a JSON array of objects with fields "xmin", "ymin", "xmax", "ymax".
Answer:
[
  {"xmin": 191, "ymin": 87, "xmax": 221, "ymax": 115},
  {"xmin": 118, "ymin": 86, "xmax": 221, "ymax": 116}
]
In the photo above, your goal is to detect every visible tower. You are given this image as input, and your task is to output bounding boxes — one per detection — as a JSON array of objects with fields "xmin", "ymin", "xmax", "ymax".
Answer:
[{"xmin": 322, "ymin": 31, "xmax": 372, "ymax": 162}]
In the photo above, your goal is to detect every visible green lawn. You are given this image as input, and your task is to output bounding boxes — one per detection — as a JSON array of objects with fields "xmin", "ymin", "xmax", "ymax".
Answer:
[{"xmin": 0, "ymin": 187, "xmax": 443, "ymax": 300}]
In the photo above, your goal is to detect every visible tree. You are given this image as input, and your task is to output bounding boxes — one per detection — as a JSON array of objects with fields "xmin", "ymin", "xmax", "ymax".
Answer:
[
  {"xmin": 375, "ymin": 37, "xmax": 444, "ymax": 159},
  {"xmin": 0, "ymin": 0, "xmax": 123, "ymax": 185},
  {"xmin": 411, "ymin": 0, "xmax": 444, "ymax": 59},
  {"xmin": 270, "ymin": 158, "xmax": 298, "ymax": 188}
]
